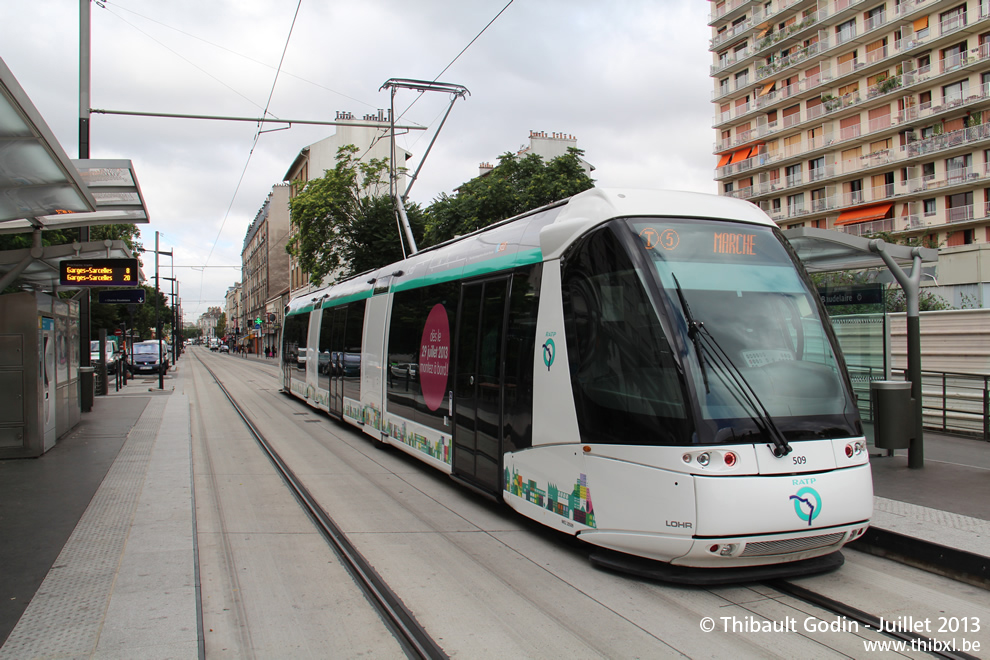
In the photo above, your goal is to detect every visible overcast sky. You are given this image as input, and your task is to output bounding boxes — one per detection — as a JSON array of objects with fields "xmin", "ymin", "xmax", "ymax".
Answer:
[{"xmin": 2, "ymin": 0, "xmax": 717, "ymax": 322}]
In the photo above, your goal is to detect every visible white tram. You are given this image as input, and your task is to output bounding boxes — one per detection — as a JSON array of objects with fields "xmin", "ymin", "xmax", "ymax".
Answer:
[{"xmin": 281, "ymin": 188, "xmax": 872, "ymax": 574}]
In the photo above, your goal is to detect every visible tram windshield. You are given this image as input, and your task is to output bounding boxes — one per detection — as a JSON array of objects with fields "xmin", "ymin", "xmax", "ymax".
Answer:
[{"xmin": 628, "ymin": 217, "xmax": 859, "ymax": 444}]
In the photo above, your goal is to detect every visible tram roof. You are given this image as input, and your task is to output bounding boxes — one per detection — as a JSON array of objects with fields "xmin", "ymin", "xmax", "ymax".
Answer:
[{"xmin": 286, "ymin": 189, "xmax": 780, "ymax": 315}]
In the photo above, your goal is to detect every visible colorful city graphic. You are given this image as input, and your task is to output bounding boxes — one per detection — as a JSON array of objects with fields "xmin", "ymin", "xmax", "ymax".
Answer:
[
  {"xmin": 388, "ymin": 419, "xmax": 450, "ymax": 464},
  {"xmin": 505, "ymin": 467, "xmax": 595, "ymax": 528}
]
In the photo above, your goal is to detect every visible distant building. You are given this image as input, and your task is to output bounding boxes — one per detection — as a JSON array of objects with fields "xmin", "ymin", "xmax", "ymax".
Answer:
[
  {"xmin": 224, "ymin": 283, "xmax": 242, "ymax": 344},
  {"xmin": 198, "ymin": 306, "xmax": 222, "ymax": 339},
  {"xmin": 709, "ymin": 0, "xmax": 990, "ymax": 307},
  {"xmin": 476, "ymin": 130, "xmax": 594, "ymax": 178},
  {"xmin": 284, "ymin": 110, "xmax": 412, "ymax": 297}
]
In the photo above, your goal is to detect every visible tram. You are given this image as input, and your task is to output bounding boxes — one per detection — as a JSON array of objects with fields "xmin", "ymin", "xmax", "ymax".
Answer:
[{"xmin": 280, "ymin": 188, "xmax": 872, "ymax": 575}]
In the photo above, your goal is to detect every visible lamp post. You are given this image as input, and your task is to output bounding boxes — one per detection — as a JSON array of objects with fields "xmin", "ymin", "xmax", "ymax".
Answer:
[{"xmin": 142, "ymin": 234, "xmax": 173, "ymax": 390}]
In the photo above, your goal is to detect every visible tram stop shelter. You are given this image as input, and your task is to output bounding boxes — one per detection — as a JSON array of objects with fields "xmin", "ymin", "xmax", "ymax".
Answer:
[
  {"xmin": 0, "ymin": 56, "xmax": 149, "ymax": 457},
  {"xmin": 782, "ymin": 227, "xmax": 939, "ymax": 468}
]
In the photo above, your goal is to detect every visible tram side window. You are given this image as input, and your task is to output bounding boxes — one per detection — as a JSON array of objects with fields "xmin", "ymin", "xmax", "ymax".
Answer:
[
  {"xmin": 503, "ymin": 264, "xmax": 542, "ymax": 452},
  {"xmin": 319, "ymin": 306, "xmax": 335, "ymax": 391},
  {"xmin": 387, "ymin": 282, "xmax": 459, "ymax": 431},
  {"xmin": 282, "ymin": 313, "xmax": 309, "ymax": 371},
  {"xmin": 342, "ymin": 300, "xmax": 366, "ymax": 401},
  {"xmin": 562, "ymin": 226, "xmax": 692, "ymax": 446}
]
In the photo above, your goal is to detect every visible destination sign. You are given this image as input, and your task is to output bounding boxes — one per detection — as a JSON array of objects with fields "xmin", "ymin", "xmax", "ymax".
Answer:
[
  {"xmin": 98, "ymin": 289, "xmax": 146, "ymax": 304},
  {"xmin": 60, "ymin": 258, "xmax": 139, "ymax": 287}
]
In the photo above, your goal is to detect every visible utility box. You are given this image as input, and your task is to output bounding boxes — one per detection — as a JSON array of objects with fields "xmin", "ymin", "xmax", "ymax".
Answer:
[
  {"xmin": 0, "ymin": 292, "xmax": 80, "ymax": 458},
  {"xmin": 870, "ymin": 380, "xmax": 913, "ymax": 450}
]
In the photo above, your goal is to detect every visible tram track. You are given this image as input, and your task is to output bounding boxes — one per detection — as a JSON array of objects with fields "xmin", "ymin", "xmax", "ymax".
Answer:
[
  {"xmin": 193, "ymin": 349, "xmax": 990, "ymax": 658},
  {"xmin": 194, "ymin": 351, "xmax": 447, "ymax": 660},
  {"xmin": 768, "ymin": 579, "xmax": 982, "ymax": 660}
]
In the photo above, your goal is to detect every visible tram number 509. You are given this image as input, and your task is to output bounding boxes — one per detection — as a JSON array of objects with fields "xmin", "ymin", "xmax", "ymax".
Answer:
[{"xmin": 792, "ymin": 456, "xmax": 807, "ymax": 465}]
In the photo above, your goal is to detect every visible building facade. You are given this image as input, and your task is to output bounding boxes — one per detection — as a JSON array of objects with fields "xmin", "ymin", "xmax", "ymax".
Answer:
[
  {"xmin": 284, "ymin": 110, "xmax": 411, "ymax": 297},
  {"xmin": 224, "ymin": 284, "xmax": 242, "ymax": 345},
  {"xmin": 198, "ymin": 306, "xmax": 222, "ymax": 340},
  {"xmin": 241, "ymin": 184, "xmax": 291, "ymax": 354},
  {"xmin": 710, "ymin": 0, "xmax": 990, "ymax": 306}
]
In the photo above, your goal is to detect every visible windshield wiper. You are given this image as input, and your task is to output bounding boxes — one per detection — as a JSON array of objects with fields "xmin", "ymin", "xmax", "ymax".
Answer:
[
  {"xmin": 671, "ymin": 274, "xmax": 710, "ymax": 394},
  {"xmin": 670, "ymin": 275, "xmax": 792, "ymax": 458}
]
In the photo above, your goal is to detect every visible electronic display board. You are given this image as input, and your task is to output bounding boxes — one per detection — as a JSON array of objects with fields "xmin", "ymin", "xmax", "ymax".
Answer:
[{"xmin": 60, "ymin": 258, "xmax": 139, "ymax": 287}]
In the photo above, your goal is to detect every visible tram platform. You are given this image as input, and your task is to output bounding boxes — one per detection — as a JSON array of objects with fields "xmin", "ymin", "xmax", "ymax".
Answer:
[{"xmin": 0, "ymin": 355, "xmax": 988, "ymax": 653}]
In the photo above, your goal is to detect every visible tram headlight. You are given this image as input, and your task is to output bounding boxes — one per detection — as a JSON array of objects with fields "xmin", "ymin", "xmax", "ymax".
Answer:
[{"xmin": 697, "ymin": 452, "xmax": 711, "ymax": 467}]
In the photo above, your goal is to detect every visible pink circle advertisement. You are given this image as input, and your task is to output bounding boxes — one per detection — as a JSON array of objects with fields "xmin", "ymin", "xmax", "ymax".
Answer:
[{"xmin": 419, "ymin": 304, "xmax": 450, "ymax": 411}]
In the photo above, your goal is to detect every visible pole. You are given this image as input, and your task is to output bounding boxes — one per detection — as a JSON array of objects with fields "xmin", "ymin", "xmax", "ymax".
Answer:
[
  {"xmin": 156, "ymin": 231, "xmax": 163, "ymax": 390},
  {"xmin": 870, "ymin": 240, "xmax": 925, "ymax": 468},
  {"xmin": 79, "ymin": 0, "xmax": 92, "ymax": 373}
]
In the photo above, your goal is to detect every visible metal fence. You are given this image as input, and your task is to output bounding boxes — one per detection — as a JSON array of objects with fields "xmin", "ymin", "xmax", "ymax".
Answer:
[{"xmin": 851, "ymin": 366, "xmax": 990, "ymax": 440}]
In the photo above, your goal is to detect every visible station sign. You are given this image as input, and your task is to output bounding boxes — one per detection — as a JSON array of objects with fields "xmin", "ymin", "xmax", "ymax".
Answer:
[
  {"xmin": 818, "ymin": 284, "xmax": 884, "ymax": 307},
  {"xmin": 98, "ymin": 289, "xmax": 146, "ymax": 304},
  {"xmin": 60, "ymin": 258, "xmax": 139, "ymax": 287}
]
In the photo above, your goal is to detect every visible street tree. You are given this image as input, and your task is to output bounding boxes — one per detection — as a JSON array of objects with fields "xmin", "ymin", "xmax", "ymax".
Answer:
[
  {"xmin": 287, "ymin": 145, "xmax": 422, "ymax": 286},
  {"xmin": 423, "ymin": 147, "xmax": 594, "ymax": 245}
]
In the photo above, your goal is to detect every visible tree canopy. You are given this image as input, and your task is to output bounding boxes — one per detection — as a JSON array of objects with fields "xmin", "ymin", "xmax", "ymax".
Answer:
[
  {"xmin": 286, "ymin": 144, "xmax": 595, "ymax": 285},
  {"xmin": 287, "ymin": 145, "xmax": 422, "ymax": 286},
  {"xmin": 423, "ymin": 147, "xmax": 594, "ymax": 245}
]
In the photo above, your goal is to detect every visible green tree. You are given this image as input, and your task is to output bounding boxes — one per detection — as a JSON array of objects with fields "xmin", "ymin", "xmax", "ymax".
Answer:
[
  {"xmin": 287, "ymin": 145, "xmax": 418, "ymax": 285},
  {"xmin": 342, "ymin": 194, "xmax": 426, "ymax": 274},
  {"xmin": 423, "ymin": 147, "xmax": 594, "ymax": 245},
  {"xmin": 215, "ymin": 312, "xmax": 227, "ymax": 339},
  {"xmin": 90, "ymin": 284, "xmax": 172, "ymax": 341}
]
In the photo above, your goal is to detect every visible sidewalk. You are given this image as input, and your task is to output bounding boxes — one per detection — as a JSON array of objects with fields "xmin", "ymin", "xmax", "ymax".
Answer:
[
  {"xmin": 0, "ymin": 365, "xmax": 197, "ymax": 657},
  {"xmin": 856, "ymin": 426, "xmax": 990, "ymax": 586}
]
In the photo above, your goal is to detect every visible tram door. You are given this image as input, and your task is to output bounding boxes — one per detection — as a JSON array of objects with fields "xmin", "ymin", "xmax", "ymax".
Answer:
[
  {"xmin": 323, "ymin": 306, "xmax": 347, "ymax": 418},
  {"xmin": 453, "ymin": 277, "xmax": 509, "ymax": 494}
]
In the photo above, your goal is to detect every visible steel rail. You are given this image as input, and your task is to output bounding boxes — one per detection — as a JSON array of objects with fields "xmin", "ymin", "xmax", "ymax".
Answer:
[
  {"xmin": 195, "ymin": 353, "xmax": 447, "ymax": 660},
  {"xmin": 769, "ymin": 579, "xmax": 981, "ymax": 660}
]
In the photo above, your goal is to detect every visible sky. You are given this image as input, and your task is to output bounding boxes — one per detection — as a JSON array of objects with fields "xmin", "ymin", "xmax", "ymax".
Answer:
[{"xmin": 1, "ymin": 0, "xmax": 717, "ymax": 323}]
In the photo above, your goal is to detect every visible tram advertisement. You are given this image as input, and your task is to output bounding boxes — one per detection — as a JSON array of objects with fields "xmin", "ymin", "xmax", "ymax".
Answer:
[{"xmin": 419, "ymin": 304, "xmax": 450, "ymax": 411}]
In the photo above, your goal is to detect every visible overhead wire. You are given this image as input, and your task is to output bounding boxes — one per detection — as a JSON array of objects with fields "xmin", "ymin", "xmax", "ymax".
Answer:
[{"xmin": 100, "ymin": 0, "xmax": 377, "ymax": 110}]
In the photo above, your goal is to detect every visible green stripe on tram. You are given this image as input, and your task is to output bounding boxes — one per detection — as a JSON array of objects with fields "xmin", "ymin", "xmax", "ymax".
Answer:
[
  {"xmin": 391, "ymin": 248, "xmax": 544, "ymax": 293},
  {"xmin": 286, "ymin": 247, "xmax": 544, "ymax": 316}
]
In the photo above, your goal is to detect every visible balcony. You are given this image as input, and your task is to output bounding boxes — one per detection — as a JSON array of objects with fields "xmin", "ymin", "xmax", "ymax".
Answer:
[
  {"xmin": 939, "ymin": 11, "xmax": 967, "ymax": 37},
  {"xmin": 841, "ymin": 217, "xmax": 895, "ymax": 236},
  {"xmin": 711, "ymin": 17, "xmax": 754, "ymax": 51},
  {"xmin": 711, "ymin": 47, "xmax": 752, "ymax": 76},
  {"xmin": 756, "ymin": 40, "xmax": 824, "ymax": 81},
  {"xmin": 907, "ymin": 123, "xmax": 990, "ymax": 159},
  {"xmin": 946, "ymin": 204, "xmax": 976, "ymax": 224},
  {"xmin": 709, "ymin": 0, "xmax": 750, "ymax": 23}
]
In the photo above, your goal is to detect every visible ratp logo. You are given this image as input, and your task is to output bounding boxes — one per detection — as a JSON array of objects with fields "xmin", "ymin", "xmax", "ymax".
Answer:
[
  {"xmin": 542, "ymin": 338, "xmax": 555, "ymax": 371},
  {"xmin": 790, "ymin": 486, "xmax": 822, "ymax": 526}
]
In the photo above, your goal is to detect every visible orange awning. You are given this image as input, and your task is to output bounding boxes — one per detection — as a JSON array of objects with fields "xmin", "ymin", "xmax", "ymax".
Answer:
[
  {"xmin": 717, "ymin": 153, "xmax": 732, "ymax": 168},
  {"xmin": 759, "ymin": 81, "xmax": 775, "ymax": 96},
  {"xmin": 728, "ymin": 148, "xmax": 751, "ymax": 164},
  {"xmin": 913, "ymin": 16, "xmax": 929, "ymax": 31},
  {"xmin": 835, "ymin": 203, "xmax": 893, "ymax": 226}
]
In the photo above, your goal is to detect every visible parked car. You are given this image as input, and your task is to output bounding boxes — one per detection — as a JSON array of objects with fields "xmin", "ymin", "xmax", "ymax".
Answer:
[
  {"xmin": 129, "ymin": 340, "xmax": 170, "ymax": 375},
  {"xmin": 90, "ymin": 338, "xmax": 121, "ymax": 374},
  {"xmin": 219, "ymin": 344, "xmax": 230, "ymax": 353}
]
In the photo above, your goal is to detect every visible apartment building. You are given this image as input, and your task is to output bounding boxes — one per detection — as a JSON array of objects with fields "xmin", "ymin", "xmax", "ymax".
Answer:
[
  {"xmin": 241, "ymin": 184, "xmax": 291, "ymax": 354},
  {"xmin": 710, "ymin": 0, "xmax": 990, "ymax": 306}
]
